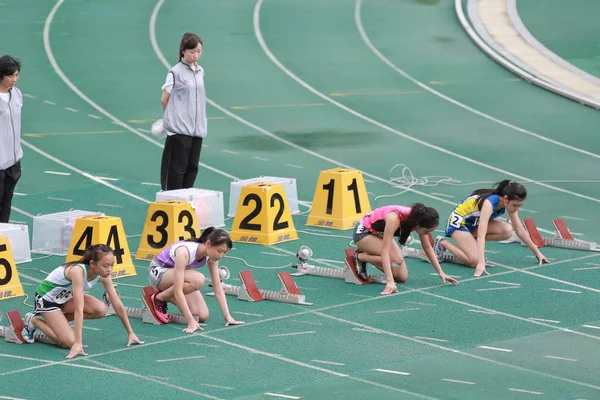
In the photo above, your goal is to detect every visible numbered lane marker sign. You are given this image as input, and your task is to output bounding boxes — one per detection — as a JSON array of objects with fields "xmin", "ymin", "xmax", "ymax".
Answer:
[
  {"xmin": 65, "ymin": 216, "xmax": 135, "ymax": 280},
  {"xmin": 230, "ymin": 183, "xmax": 298, "ymax": 245},
  {"xmin": 0, "ymin": 236, "xmax": 25, "ymax": 301},
  {"xmin": 136, "ymin": 200, "xmax": 199, "ymax": 260},
  {"xmin": 307, "ymin": 168, "xmax": 371, "ymax": 230}
]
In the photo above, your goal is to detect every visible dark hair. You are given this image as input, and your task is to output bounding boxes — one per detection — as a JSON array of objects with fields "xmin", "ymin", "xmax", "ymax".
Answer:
[
  {"xmin": 186, "ymin": 227, "xmax": 232, "ymax": 249},
  {"xmin": 398, "ymin": 203, "xmax": 439, "ymax": 245},
  {"xmin": 179, "ymin": 32, "xmax": 202, "ymax": 61},
  {"xmin": 472, "ymin": 180, "xmax": 527, "ymax": 210},
  {"xmin": 65, "ymin": 244, "xmax": 113, "ymax": 266},
  {"xmin": 0, "ymin": 55, "xmax": 21, "ymax": 80}
]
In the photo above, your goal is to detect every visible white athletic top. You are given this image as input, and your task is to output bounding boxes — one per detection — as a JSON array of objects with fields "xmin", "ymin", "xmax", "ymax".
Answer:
[{"xmin": 35, "ymin": 264, "xmax": 101, "ymax": 304}]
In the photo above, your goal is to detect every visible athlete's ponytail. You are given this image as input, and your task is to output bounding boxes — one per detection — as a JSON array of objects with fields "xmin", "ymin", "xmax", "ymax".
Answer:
[
  {"xmin": 472, "ymin": 180, "xmax": 527, "ymax": 210},
  {"xmin": 65, "ymin": 244, "xmax": 114, "ymax": 266},
  {"xmin": 398, "ymin": 203, "xmax": 439, "ymax": 245},
  {"xmin": 186, "ymin": 227, "xmax": 233, "ymax": 249}
]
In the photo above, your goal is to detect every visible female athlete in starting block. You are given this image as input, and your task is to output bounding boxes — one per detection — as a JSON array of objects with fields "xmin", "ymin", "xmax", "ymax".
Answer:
[
  {"xmin": 352, "ymin": 203, "xmax": 458, "ymax": 295},
  {"xmin": 147, "ymin": 227, "xmax": 244, "ymax": 333},
  {"xmin": 433, "ymin": 180, "xmax": 548, "ymax": 276},
  {"xmin": 21, "ymin": 244, "xmax": 144, "ymax": 358}
]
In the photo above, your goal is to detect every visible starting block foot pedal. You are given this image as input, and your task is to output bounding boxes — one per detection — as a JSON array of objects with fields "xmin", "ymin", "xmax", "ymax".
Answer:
[
  {"xmin": 5, "ymin": 310, "xmax": 26, "ymax": 344},
  {"xmin": 214, "ymin": 270, "xmax": 312, "ymax": 305}
]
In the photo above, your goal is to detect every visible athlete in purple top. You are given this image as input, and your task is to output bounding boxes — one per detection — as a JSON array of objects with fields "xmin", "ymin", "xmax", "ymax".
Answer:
[
  {"xmin": 147, "ymin": 227, "xmax": 244, "ymax": 333},
  {"xmin": 352, "ymin": 203, "xmax": 458, "ymax": 295}
]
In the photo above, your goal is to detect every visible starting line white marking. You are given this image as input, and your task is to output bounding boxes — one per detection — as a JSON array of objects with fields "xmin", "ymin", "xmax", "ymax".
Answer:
[
  {"xmin": 352, "ymin": 328, "xmax": 379, "ymax": 333},
  {"xmin": 47, "ymin": 197, "xmax": 72, "ymax": 202},
  {"xmin": 346, "ymin": 293, "xmax": 372, "ymax": 298},
  {"xmin": 43, "ymin": 100, "xmax": 56, "ymax": 105},
  {"xmin": 65, "ymin": 107, "xmax": 78, "ymax": 112},
  {"xmin": 544, "ymin": 355, "xmax": 578, "ymax": 362},
  {"xmin": 268, "ymin": 331, "xmax": 316, "ymax": 338},
  {"xmin": 468, "ymin": 309, "xmax": 495, "ymax": 314},
  {"xmin": 96, "ymin": 203, "xmax": 123, "ymax": 208},
  {"xmin": 44, "ymin": 170, "xmax": 70, "ymax": 176},
  {"xmin": 528, "ymin": 318, "xmax": 560, "ymax": 324},
  {"xmin": 81, "ymin": 326, "xmax": 100, "ymax": 331},
  {"xmin": 488, "ymin": 280, "xmax": 520, "ymax": 286},
  {"xmin": 253, "ymin": 156, "xmax": 270, "ymax": 161},
  {"xmin": 478, "ymin": 346, "xmax": 513, "ymax": 352},
  {"xmin": 201, "ymin": 383, "xmax": 234, "ymax": 390},
  {"xmin": 476, "ymin": 286, "xmax": 520, "ymax": 292},
  {"xmin": 574, "ymin": 265, "xmax": 600, "ymax": 271},
  {"xmin": 549, "ymin": 288, "xmax": 582, "ymax": 294},
  {"xmin": 221, "ymin": 149, "xmax": 239, "ymax": 155},
  {"xmin": 413, "ymin": 336, "xmax": 448, "ymax": 343},
  {"xmin": 23, "ymin": 93, "xmax": 36, "ymax": 99},
  {"xmin": 264, "ymin": 393, "xmax": 300, "ymax": 399},
  {"xmin": 429, "ymin": 273, "xmax": 461, "ymax": 278},
  {"xmin": 285, "ymin": 164, "xmax": 303, "ymax": 169},
  {"xmin": 94, "ymin": 176, "xmax": 119, "ymax": 181},
  {"xmin": 441, "ymin": 378, "xmax": 475, "ymax": 385},
  {"xmin": 87, "ymin": 113, "xmax": 101, "ymax": 119},
  {"xmin": 137, "ymin": 128, "xmax": 149, "ymax": 133},
  {"xmin": 292, "ymin": 320, "xmax": 323, "ymax": 326},
  {"xmin": 508, "ymin": 388, "xmax": 543, "ymax": 395},
  {"xmin": 0, "ymin": 396, "xmax": 29, "ymax": 400},
  {"xmin": 405, "ymin": 301, "xmax": 436, "ymax": 306},
  {"xmin": 156, "ymin": 355, "xmax": 206, "ymax": 363},
  {"xmin": 141, "ymin": 182, "xmax": 161, "ymax": 187},
  {"xmin": 12, "ymin": 192, "xmax": 27, "ymax": 196},
  {"xmin": 374, "ymin": 368, "xmax": 411, "ymax": 376},
  {"xmin": 233, "ymin": 311, "xmax": 263, "ymax": 317},
  {"xmin": 312, "ymin": 360, "xmax": 345, "ymax": 366},
  {"xmin": 559, "ymin": 216, "xmax": 585, "ymax": 221},
  {"xmin": 582, "ymin": 324, "xmax": 600, "ymax": 330},
  {"xmin": 374, "ymin": 308, "xmax": 420, "ymax": 314},
  {"xmin": 188, "ymin": 342, "xmax": 219, "ymax": 348}
]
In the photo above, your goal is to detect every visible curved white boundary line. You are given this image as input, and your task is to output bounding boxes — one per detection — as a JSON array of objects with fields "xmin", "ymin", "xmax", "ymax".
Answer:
[
  {"xmin": 355, "ymin": 0, "xmax": 600, "ymax": 161},
  {"xmin": 44, "ymin": 0, "xmax": 238, "ymax": 182},
  {"xmin": 253, "ymin": 0, "xmax": 600, "ymax": 205}
]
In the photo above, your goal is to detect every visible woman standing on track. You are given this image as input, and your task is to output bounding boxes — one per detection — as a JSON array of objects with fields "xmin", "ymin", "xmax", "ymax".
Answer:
[
  {"xmin": 21, "ymin": 244, "xmax": 144, "ymax": 358},
  {"xmin": 352, "ymin": 203, "xmax": 458, "ymax": 296},
  {"xmin": 433, "ymin": 180, "xmax": 548, "ymax": 276},
  {"xmin": 0, "ymin": 55, "xmax": 23, "ymax": 223},
  {"xmin": 159, "ymin": 32, "xmax": 207, "ymax": 191},
  {"xmin": 147, "ymin": 227, "xmax": 244, "ymax": 333}
]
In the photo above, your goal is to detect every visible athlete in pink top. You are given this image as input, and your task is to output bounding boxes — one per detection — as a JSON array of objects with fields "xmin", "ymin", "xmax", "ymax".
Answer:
[{"xmin": 352, "ymin": 203, "xmax": 458, "ymax": 295}]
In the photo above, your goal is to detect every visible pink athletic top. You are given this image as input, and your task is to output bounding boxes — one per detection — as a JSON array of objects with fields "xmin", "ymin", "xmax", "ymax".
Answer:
[{"xmin": 361, "ymin": 205, "xmax": 412, "ymax": 236}]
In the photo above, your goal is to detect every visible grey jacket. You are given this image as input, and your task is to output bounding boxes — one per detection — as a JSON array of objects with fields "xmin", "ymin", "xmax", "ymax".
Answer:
[
  {"xmin": 163, "ymin": 62, "xmax": 207, "ymax": 138},
  {"xmin": 0, "ymin": 87, "xmax": 23, "ymax": 170}
]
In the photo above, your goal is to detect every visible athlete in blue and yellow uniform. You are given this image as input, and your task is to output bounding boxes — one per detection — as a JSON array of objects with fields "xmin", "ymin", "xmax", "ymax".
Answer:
[{"xmin": 433, "ymin": 180, "xmax": 548, "ymax": 276}]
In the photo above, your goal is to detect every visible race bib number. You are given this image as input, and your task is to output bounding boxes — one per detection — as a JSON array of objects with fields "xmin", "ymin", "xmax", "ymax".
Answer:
[
  {"xmin": 449, "ymin": 213, "xmax": 464, "ymax": 229},
  {"xmin": 149, "ymin": 265, "xmax": 161, "ymax": 278},
  {"xmin": 355, "ymin": 223, "xmax": 366, "ymax": 234}
]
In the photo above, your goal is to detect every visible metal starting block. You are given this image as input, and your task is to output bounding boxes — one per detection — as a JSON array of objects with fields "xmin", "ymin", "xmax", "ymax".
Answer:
[
  {"xmin": 0, "ymin": 310, "xmax": 55, "ymax": 345},
  {"xmin": 208, "ymin": 270, "xmax": 312, "ymax": 306},
  {"xmin": 501, "ymin": 218, "xmax": 599, "ymax": 252},
  {"xmin": 104, "ymin": 286, "xmax": 202, "ymax": 325},
  {"xmin": 291, "ymin": 248, "xmax": 387, "ymax": 285}
]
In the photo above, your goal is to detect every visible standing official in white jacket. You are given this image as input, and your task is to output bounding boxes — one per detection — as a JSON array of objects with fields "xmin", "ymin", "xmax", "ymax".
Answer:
[{"xmin": 0, "ymin": 55, "xmax": 23, "ymax": 223}]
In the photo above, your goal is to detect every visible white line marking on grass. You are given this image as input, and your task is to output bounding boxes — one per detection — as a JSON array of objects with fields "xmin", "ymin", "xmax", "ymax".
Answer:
[
  {"xmin": 374, "ymin": 368, "xmax": 411, "ymax": 376},
  {"xmin": 544, "ymin": 355, "xmax": 578, "ymax": 362},
  {"xmin": 156, "ymin": 355, "xmax": 206, "ymax": 363},
  {"xmin": 268, "ymin": 331, "xmax": 316, "ymax": 338},
  {"xmin": 549, "ymin": 288, "xmax": 582, "ymax": 294},
  {"xmin": 508, "ymin": 388, "xmax": 543, "ymax": 395},
  {"xmin": 441, "ymin": 378, "xmax": 475, "ymax": 385},
  {"xmin": 478, "ymin": 346, "xmax": 513, "ymax": 352}
]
